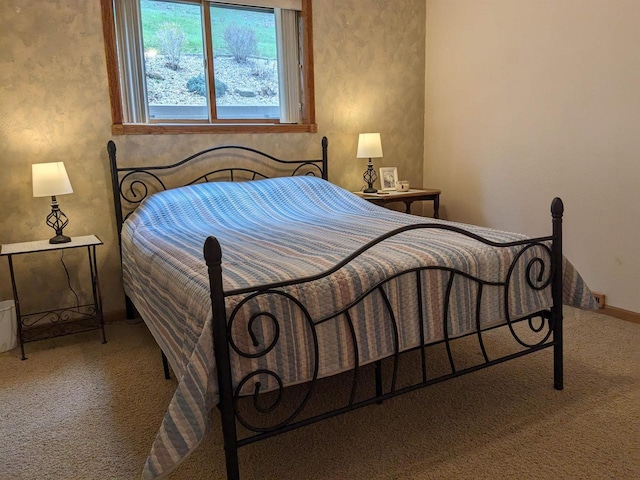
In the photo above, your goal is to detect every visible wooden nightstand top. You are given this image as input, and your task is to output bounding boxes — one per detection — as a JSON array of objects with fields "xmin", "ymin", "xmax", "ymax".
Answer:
[
  {"xmin": 353, "ymin": 188, "xmax": 441, "ymax": 217},
  {"xmin": 353, "ymin": 188, "xmax": 441, "ymax": 200}
]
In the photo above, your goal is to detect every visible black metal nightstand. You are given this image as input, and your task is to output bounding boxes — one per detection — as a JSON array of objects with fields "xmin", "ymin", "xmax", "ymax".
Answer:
[{"xmin": 1, "ymin": 235, "xmax": 106, "ymax": 360}]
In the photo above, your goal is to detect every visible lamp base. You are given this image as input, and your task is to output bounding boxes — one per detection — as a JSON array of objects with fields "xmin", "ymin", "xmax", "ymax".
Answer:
[
  {"xmin": 362, "ymin": 159, "xmax": 379, "ymax": 195},
  {"xmin": 49, "ymin": 234, "xmax": 71, "ymax": 244},
  {"xmin": 46, "ymin": 197, "xmax": 71, "ymax": 244}
]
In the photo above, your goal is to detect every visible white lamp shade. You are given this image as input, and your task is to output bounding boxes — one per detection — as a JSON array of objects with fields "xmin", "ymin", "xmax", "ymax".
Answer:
[
  {"xmin": 356, "ymin": 133, "xmax": 383, "ymax": 159},
  {"xmin": 32, "ymin": 162, "xmax": 73, "ymax": 197}
]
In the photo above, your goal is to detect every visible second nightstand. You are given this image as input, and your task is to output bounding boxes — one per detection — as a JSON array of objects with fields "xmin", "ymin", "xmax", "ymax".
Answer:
[{"xmin": 353, "ymin": 188, "xmax": 441, "ymax": 218}]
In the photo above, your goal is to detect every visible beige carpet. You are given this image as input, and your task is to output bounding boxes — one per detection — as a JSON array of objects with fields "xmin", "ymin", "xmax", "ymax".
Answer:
[{"xmin": 0, "ymin": 307, "xmax": 638, "ymax": 480}]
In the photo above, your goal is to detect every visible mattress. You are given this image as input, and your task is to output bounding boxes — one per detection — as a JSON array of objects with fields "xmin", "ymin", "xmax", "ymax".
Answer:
[{"xmin": 120, "ymin": 176, "xmax": 596, "ymax": 478}]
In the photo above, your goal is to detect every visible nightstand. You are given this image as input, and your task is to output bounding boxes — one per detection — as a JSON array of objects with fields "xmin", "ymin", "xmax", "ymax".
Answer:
[
  {"xmin": 353, "ymin": 188, "xmax": 441, "ymax": 217},
  {"xmin": 0, "ymin": 235, "xmax": 106, "ymax": 360}
]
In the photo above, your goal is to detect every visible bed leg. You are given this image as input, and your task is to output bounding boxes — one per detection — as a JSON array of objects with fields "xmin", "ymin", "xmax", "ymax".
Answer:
[
  {"xmin": 222, "ymin": 432, "xmax": 240, "ymax": 480},
  {"xmin": 551, "ymin": 198, "xmax": 564, "ymax": 391},
  {"xmin": 553, "ymin": 320, "xmax": 563, "ymax": 390},
  {"xmin": 375, "ymin": 360, "xmax": 383, "ymax": 404},
  {"xmin": 161, "ymin": 350, "xmax": 171, "ymax": 380}
]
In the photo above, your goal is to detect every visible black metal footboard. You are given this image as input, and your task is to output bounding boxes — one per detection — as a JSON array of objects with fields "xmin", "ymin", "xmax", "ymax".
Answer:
[{"xmin": 204, "ymin": 198, "xmax": 565, "ymax": 480}]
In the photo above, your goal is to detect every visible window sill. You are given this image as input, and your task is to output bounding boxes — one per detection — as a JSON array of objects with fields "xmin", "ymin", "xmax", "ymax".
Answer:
[{"xmin": 112, "ymin": 123, "xmax": 318, "ymax": 135}]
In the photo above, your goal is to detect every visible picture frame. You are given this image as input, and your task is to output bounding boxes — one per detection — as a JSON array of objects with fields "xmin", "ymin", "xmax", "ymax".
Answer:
[{"xmin": 379, "ymin": 167, "xmax": 398, "ymax": 191}]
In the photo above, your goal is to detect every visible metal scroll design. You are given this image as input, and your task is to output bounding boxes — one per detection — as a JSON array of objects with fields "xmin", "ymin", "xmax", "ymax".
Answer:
[
  {"xmin": 118, "ymin": 170, "xmax": 167, "ymax": 217},
  {"xmin": 109, "ymin": 140, "xmax": 328, "ymax": 226},
  {"xmin": 20, "ymin": 304, "xmax": 100, "ymax": 342},
  {"xmin": 504, "ymin": 242, "xmax": 554, "ymax": 348},
  {"xmin": 290, "ymin": 162, "xmax": 324, "ymax": 177},
  {"xmin": 116, "ymin": 166, "xmax": 325, "ymax": 224},
  {"xmin": 227, "ymin": 290, "xmax": 319, "ymax": 433},
  {"xmin": 21, "ymin": 304, "xmax": 98, "ymax": 328},
  {"xmin": 225, "ymin": 237, "xmax": 556, "ymax": 440}
]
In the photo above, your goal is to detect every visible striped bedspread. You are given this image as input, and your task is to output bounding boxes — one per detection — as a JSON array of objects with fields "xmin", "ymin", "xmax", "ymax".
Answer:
[{"xmin": 120, "ymin": 176, "xmax": 596, "ymax": 479}]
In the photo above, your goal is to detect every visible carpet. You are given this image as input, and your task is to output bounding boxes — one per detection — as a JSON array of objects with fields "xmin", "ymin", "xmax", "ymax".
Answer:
[{"xmin": 0, "ymin": 307, "xmax": 638, "ymax": 479}]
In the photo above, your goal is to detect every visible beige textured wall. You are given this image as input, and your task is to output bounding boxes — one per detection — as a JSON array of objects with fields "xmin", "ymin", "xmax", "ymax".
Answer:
[
  {"xmin": 425, "ymin": 0, "xmax": 640, "ymax": 312},
  {"xmin": 0, "ymin": 1, "xmax": 425, "ymax": 315}
]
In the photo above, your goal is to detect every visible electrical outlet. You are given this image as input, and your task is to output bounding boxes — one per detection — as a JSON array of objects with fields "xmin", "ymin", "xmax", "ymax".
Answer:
[{"xmin": 592, "ymin": 292, "xmax": 605, "ymax": 309}]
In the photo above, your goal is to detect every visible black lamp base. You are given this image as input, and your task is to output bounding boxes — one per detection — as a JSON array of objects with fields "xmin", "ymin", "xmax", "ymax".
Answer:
[
  {"xmin": 49, "ymin": 234, "xmax": 71, "ymax": 244},
  {"xmin": 46, "ymin": 196, "xmax": 71, "ymax": 244},
  {"xmin": 362, "ymin": 159, "xmax": 378, "ymax": 194}
]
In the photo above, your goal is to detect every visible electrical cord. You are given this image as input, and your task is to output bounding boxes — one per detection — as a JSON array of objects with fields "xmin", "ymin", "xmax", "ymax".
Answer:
[{"xmin": 60, "ymin": 250, "xmax": 81, "ymax": 311}]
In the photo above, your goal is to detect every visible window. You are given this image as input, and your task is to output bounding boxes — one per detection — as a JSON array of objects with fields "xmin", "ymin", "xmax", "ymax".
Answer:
[{"xmin": 101, "ymin": 0, "xmax": 316, "ymax": 134}]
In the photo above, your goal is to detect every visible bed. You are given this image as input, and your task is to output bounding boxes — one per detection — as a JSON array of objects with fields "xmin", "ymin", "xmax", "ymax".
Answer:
[{"xmin": 108, "ymin": 137, "xmax": 596, "ymax": 480}]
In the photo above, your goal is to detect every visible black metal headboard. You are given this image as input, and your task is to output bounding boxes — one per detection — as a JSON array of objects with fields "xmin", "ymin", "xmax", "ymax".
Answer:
[{"xmin": 108, "ymin": 137, "xmax": 328, "ymax": 240}]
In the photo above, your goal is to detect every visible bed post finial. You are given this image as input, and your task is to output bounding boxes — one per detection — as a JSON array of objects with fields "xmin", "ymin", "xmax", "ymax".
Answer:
[
  {"xmin": 550, "ymin": 197, "xmax": 563, "ymax": 391},
  {"xmin": 321, "ymin": 136, "xmax": 328, "ymax": 180},
  {"xmin": 204, "ymin": 236, "xmax": 222, "ymax": 265},
  {"xmin": 551, "ymin": 197, "xmax": 564, "ymax": 217}
]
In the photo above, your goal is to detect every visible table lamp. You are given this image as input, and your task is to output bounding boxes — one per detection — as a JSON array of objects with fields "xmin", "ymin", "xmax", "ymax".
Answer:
[
  {"xmin": 32, "ymin": 162, "xmax": 74, "ymax": 244},
  {"xmin": 357, "ymin": 133, "xmax": 383, "ymax": 193}
]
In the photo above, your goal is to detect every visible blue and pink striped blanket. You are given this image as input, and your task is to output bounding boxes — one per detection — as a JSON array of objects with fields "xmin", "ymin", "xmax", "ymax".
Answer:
[{"xmin": 121, "ymin": 176, "xmax": 595, "ymax": 479}]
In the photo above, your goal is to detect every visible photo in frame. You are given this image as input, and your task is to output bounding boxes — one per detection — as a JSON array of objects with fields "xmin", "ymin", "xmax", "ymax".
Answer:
[{"xmin": 379, "ymin": 167, "xmax": 398, "ymax": 191}]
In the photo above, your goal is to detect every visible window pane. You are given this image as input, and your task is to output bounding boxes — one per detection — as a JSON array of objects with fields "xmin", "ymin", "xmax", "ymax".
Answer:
[
  {"xmin": 210, "ymin": 5, "xmax": 280, "ymax": 120},
  {"xmin": 140, "ymin": 0, "xmax": 208, "ymax": 120}
]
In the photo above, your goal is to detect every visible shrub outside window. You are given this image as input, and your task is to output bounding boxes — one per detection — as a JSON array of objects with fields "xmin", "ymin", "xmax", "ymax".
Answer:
[{"xmin": 101, "ymin": 0, "xmax": 317, "ymax": 134}]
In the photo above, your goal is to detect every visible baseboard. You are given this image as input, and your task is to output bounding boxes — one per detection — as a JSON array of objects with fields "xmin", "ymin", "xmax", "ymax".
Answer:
[{"xmin": 601, "ymin": 305, "xmax": 640, "ymax": 324}]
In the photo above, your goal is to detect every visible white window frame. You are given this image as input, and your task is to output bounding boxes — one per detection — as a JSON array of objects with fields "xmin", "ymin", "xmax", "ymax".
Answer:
[{"xmin": 100, "ymin": 0, "xmax": 316, "ymax": 134}]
